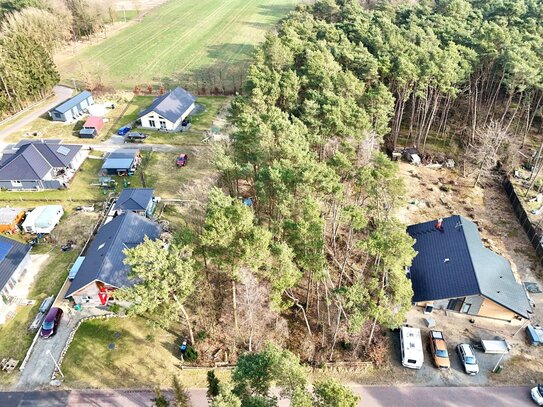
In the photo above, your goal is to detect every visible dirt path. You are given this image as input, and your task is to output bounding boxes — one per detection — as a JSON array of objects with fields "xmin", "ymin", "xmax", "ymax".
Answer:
[{"xmin": 0, "ymin": 86, "xmax": 73, "ymax": 141}]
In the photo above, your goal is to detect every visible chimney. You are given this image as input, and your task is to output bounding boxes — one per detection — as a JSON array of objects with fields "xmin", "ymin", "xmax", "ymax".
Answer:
[{"xmin": 435, "ymin": 218, "xmax": 444, "ymax": 232}]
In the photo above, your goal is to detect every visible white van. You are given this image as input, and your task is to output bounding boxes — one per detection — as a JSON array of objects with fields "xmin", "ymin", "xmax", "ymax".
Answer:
[{"xmin": 400, "ymin": 326, "xmax": 424, "ymax": 369}]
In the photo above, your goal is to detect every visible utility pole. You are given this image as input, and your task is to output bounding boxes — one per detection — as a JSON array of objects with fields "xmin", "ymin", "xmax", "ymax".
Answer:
[{"xmin": 47, "ymin": 350, "xmax": 64, "ymax": 379}]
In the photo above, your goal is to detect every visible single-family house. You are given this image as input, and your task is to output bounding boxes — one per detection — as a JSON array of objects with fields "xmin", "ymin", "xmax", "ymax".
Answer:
[
  {"xmin": 406, "ymin": 215, "xmax": 533, "ymax": 321},
  {"xmin": 0, "ymin": 140, "xmax": 87, "ymax": 190},
  {"xmin": 65, "ymin": 211, "xmax": 161, "ymax": 305},
  {"xmin": 101, "ymin": 149, "xmax": 141, "ymax": 176},
  {"xmin": 113, "ymin": 188, "xmax": 157, "ymax": 217},
  {"xmin": 49, "ymin": 90, "xmax": 94, "ymax": 122},
  {"xmin": 137, "ymin": 87, "xmax": 196, "ymax": 131},
  {"xmin": 0, "ymin": 208, "xmax": 25, "ymax": 234},
  {"xmin": 79, "ymin": 116, "xmax": 104, "ymax": 138},
  {"xmin": 22, "ymin": 205, "xmax": 63, "ymax": 234},
  {"xmin": 0, "ymin": 236, "xmax": 31, "ymax": 310}
]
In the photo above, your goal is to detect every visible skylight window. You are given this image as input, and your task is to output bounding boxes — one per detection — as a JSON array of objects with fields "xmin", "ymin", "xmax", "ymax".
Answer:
[{"xmin": 57, "ymin": 146, "xmax": 70, "ymax": 156}]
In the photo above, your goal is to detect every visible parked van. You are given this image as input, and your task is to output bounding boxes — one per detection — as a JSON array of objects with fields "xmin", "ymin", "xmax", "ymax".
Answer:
[{"xmin": 400, "ymin": 326, "xmax": 424, "ymax": 369}]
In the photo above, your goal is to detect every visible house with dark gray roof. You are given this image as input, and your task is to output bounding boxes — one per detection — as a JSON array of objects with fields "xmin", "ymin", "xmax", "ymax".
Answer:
[
  {"xmin": 65, "ymin": 211, "xmax": 161, "ymax": 306},
  {"xmin": 137, "ymin": 87, "xmax": 196, "ymax": 131},
  {"xmin": 101, "ymin": 149, "xmax": 141, "ymax": 176},
  {"xmin": 113, "ymin": 188, "xmax": 157, "ymax": 217},
  {"xmin": 0, "ymin": 236, "xmax": 31, "ymax": 312},
  {"xmin": 49, "ymin": 90, "xmax": 94, "ymax": 122},
  {"xmin": 407, "ymin": 215, "xmax": 533, "ymax": 321},
  {"xmin": 0, "ymin": 140, "xmax": 87, "ymax": 190}
]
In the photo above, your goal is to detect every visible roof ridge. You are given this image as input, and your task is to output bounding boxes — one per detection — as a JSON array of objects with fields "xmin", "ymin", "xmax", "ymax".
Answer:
[{"xmin": 457, "ymin": 215, "xmax": 483, "ymax": 296}]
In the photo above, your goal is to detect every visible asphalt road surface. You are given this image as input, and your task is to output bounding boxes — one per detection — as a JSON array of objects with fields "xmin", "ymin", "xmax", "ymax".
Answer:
[{"xmin": 0, "ymin": 386, "xmax": 535, "ymax": 406}]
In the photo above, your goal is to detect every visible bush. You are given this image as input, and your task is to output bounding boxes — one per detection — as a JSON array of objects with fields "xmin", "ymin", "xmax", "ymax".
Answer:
[
  {"xmin": 184, "ymin": 345, "xmax": 198, "ymax": 362},
  {"xmin": 367, "ymin": 336, "xmax": 389, "ymax": 368}
]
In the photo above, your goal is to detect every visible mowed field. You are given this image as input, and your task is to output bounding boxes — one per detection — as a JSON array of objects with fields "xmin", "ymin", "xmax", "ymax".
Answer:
[{"xmin": 56, "ymin": 0, "xmax": 296, "ymax": 89}]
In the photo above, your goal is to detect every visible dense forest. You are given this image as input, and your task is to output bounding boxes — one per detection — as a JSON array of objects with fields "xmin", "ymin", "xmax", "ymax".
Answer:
[
  {"xmin": 120, "ymin": 0, "xmax": 543, "ymax": 383},
  {"xmin": 0, "ymin": 0, "xmax": 119, "ymax": 119}
]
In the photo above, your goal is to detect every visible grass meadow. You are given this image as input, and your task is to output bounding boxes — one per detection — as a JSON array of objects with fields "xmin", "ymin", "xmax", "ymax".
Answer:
[{"xmin": 56, "ymin": 0, "xmax": 296, "ymax": 90}]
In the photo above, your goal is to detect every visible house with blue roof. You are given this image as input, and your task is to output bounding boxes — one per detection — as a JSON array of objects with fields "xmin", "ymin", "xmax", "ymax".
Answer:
[
  {"xmin": 0, "ymin": 140, "xmax": 86, "ymax": 190},
  {"xmin": 0, "ymin": 236, "xmax": 31, "ymax": 313},
  {"xmin": 407, "ymin": 215, "xmax": 533, "ymax": 321},
  {"xmin": 100, "ymin": 149, "xmax": 141, "ymax": 176},
  {"xmin": 113, "ymin": 188, "xmax": 157, "ymax": 217},
  {"xmin": 65, "ymin": 211, "xmax": 161, "ymax": 306},
  {"xmin": 49, "ymin": 90, "xmax": 94, "ymax": 122},
  {"xmin": 137, "ymin": 87, "xmax": 196, "ymax": 131}
]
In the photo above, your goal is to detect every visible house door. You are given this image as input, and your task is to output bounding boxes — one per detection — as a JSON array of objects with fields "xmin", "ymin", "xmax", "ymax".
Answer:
[
  {"xmin": 159, "ymin": 120, "xmax": 167, "ymax": 129},
  {"xmin": 447, "ymin": 298, "xmax": 464, "ymax": 312}
]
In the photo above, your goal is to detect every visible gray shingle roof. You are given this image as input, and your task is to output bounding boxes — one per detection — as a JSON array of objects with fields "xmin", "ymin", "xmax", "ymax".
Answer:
[
  {"xmin": 0, "ymin": 235, "xmax": 31, "ymax": 291},
  {"xmin": 52, "ymin": 91, "xmax": 92, "ymax": 114},
  {"xmin": 0, "ymin": 142, "xmax": 82, "ymax": 182},
  {"xmin": 114, "ymin": 188, "xmax": 154, "ymax": 212},
  {"xmin": 65, "ymin": 211, "xmax": 161, "ymax": 297},
  {"xmin": 407, "ymin": 215, "xmax": 533, "ymax": 319},
  {"xmin": 137, "ymin": 87, "xmax": 196, "ymax": 123}
]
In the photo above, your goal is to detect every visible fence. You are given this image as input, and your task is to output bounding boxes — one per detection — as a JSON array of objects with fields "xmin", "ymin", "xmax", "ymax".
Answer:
[{"xmin": 503, "ymin": 177, "xmax": 543, "ymax": 267}]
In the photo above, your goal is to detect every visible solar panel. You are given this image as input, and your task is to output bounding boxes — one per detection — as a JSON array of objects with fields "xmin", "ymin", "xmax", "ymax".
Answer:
[
  {"xmin": 0, "ymin": 241, "xmax": 13, "ymax": 263},
  {"xmin": 56, "ymin": 146, "xmax": 71, "ymax": 156}
]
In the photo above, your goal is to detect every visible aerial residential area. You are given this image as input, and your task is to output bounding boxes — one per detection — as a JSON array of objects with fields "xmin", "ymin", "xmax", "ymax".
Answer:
[{"xmin": 0, "ymin": 0, "xmax": 542, "ymax": 406}]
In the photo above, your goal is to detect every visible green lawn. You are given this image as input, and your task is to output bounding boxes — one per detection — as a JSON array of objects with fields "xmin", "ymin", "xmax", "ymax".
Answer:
[
  {"xmin": 0, "ymin": 158, "xmax": 106, "ymax": 202},
  {"xmin": 55, "ymin": 0, "xmax": 296, "ymax": 90},
  {"xmin": 62, "ymin": 317, "xmax": 232, "ymax": 388},
  {"xmin": 0, "ymin": 248, "xmax": 79, "ymax": 385}
]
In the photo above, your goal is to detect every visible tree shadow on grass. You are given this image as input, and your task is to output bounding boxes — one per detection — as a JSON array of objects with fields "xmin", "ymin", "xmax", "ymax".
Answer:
[{"xmin": 156, "ymin": 43, "xmax": 255, "ymax": 95}]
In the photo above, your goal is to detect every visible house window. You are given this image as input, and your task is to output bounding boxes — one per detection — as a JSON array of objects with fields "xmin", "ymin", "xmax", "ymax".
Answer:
[
  {"xmin": 149, "ymin": 119, "xmax": 156, "ymax": 127},
  {"xmin": 10, "ymin": 181, "xmax": 22, "ymax": 187},
  {"xmin": 81, "ymin": 296, "xmax": 92, "ymax": 303},
  {"xmin": 159, "ymin": 120, "xmax": 166, "ymax": 129}
]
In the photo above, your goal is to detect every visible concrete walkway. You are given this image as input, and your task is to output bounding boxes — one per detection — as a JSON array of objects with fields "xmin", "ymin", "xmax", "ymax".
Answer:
[
  {"xmin": 16, "ymin": 305, "xmax": 111, "ymax": 390},
  {"xmin": 0, "ymin": 86, "xmax": 73, "ymax": 141}
]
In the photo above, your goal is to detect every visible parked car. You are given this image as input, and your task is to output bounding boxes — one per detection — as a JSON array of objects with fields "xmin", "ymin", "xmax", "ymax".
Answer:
[
  {"xmin": 117, "ymin": 126, "xmax": 131, "ymax": 135},
  {"xmin": 40, "ymin": 307, "xmax": 63, "ymax": 338},
  {"xmin": 429, "ymin": 330, "xmax": 450, "ymax": 369},
  {"xmin": 176, "ymin": 154, "xmax": 188, "ymax": 167},
  {"xmin": 531, "ymin": 385, "xmax": 543, "ymax": 405},
  {"xmin": 456, "ymin": 343, "xmax": 479, "ymax": 375},
  {"xmin": 125, "ymin": 132, "xmax": 147, "ymax": 142}
]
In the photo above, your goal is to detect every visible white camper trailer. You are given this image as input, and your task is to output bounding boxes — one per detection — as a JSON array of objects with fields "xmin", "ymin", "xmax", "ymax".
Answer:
[
  {"xmin": 22, "ymin": 205, "xmax": 63, "ymax": 234},
  {"xmin": 400, "ymin": 326, "xmax": 424, "ymax": 369}
]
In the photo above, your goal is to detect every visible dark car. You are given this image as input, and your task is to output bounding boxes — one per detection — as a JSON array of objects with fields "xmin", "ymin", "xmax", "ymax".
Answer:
[
  {"xmin": 125, "ymin": 132, "xmax": 147, "ymax": 142},
  {"xmin": 176, "ymin": 154, "xmax": 188, "ymax": 167},
  {"xmin": 40, "ymin": 307, "xmax": 63, "ymax": 338},
  {"xmin": 117, "ymin": 126, "xmax": 131, "ymax": 136}
]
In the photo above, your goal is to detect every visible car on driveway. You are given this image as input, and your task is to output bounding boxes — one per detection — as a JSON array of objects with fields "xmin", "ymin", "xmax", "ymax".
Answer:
[
  {"xmin": 176, "ymin": 154, "xmax": 188, "ymax": 167},
  {"xmin": 125, "ymin": 132, "xmax": 147, "ymax": 142},
  {"xmin": 429, "ymin": 330, "xmax": 450, "ymax": 369},
  {"xmin": 40, "ymin": 307, "xmax": 63, "ymax": 338},
  {"xmin": 117, "ymin": 126, "xmax": 131, "ymax": 135},
  {"xmin": 531, "ymin": 385, "xmax": 543, "ymax": 405},
  {"xmin": 456, "ymin": 343, "xmax": 479, "ymax": 375}
]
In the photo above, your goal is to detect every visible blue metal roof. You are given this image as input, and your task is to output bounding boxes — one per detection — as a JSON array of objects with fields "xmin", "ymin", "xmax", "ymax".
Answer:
[
  {"xmin": 0, "ymin": 235, "xmax": 30, "ymax": 291},
  {"xmin": 407, "ymin": 215, "xmax": 533, "ymax": 319},
  {"xmin": 65, "ymin": 211, "xmax": 161, "ymax": 297},
  {"xmin": 51, "ymin": 91, "xmax": 92, "ymax": 114},
  {"xmin": 102, "ymin": 158, "xmax": 135, "ymax": 170},
  {"xmin": 0, "ymin": 241, "xmax": 13, "ymax": 263},
  {"xmin": 114, "ymin": 188, "xmax": 154, "ymax": 212},
  {"xmin": 137, "ymin": 87, "xmax": 195, "ymax": 123}
]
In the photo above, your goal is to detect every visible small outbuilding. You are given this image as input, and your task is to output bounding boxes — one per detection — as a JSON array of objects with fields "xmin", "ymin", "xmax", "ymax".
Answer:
[
  {"xmin": 113, "ymin": 188, "xmax": 157, "ymax": 217},
  {"xmin": 22, "ymin": 205, "xmax": 64, "ymax": 234},
  {"xmin": 101, "ymin": 150, "xmax": 141, "ymax": 176},
  {"xmin": 79, "ymin": 116, "xmax": 104, "ymax": 139},
  {"xmin": 138, "ymin": 87, "xmax": 196, "ymax": 131},
  {"xmin": 49, "ymin": 91, "xmax": 94, "ymax": 122},
  {"xmin": 0, "ymin": 208, "xmax": 25, "ymax": 234}
]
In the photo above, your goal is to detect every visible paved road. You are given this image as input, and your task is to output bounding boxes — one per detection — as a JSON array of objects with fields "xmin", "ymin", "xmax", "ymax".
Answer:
[
  {"xmin": 0, "ymin": 86, "xmax": 73, "ymax": 140},
  {"xmin": 0, "ymin": 386, "xmax": 535, "ymax": 406}
]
